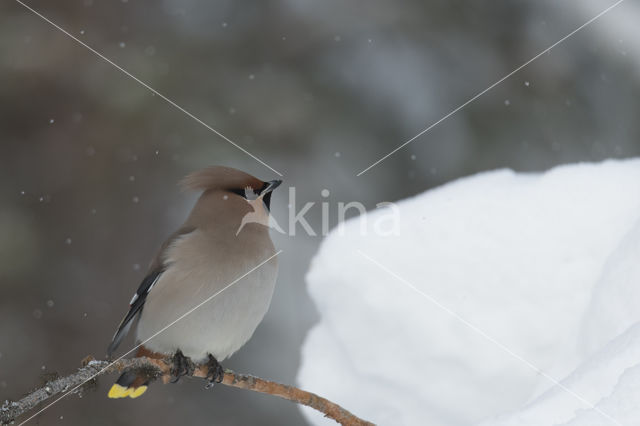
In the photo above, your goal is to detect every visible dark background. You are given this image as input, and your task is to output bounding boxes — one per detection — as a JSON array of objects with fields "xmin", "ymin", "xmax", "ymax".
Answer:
[{"xmin": 1, "ymin": 0, "xmax": 639, "ymax": 424}]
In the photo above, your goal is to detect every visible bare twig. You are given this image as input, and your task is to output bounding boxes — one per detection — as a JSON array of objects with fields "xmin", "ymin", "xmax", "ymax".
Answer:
[{"xmin": 1, "ymin": 356, "xmax": 374, "ymax": 426}]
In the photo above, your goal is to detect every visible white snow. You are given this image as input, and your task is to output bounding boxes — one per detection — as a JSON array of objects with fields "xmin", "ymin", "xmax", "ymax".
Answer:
[{"xmin": 297, "ymin": 159, "xmax": 640, "ymax": 426}]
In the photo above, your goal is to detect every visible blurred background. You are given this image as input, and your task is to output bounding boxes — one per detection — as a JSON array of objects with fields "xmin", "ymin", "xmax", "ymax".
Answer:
[{"xmin": 1, "ymin": 0, "xmax": 639, "ymax": 424}]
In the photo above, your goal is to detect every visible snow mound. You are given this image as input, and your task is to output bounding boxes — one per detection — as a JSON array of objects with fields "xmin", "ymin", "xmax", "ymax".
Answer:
[
  {"xmin": 485, "ymin": 322, "xmax": 640, "ymax": 426},
  {"xmin": 297, "ymin": 159, "xmax": 640, "ymax": 426}
]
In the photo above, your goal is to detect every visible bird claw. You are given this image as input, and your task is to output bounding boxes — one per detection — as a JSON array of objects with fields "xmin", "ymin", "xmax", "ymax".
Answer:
[
  {"xmin": 204, "ymin": 354, "xmax": 224, "ymax": 388},
  {"xmin": 170, "ymin": 350, "xmax": 193, "ymax": 383}
]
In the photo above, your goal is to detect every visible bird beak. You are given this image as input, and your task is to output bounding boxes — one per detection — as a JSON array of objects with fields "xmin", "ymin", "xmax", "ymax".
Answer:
[{"xmin": 262, "ymin": 179, "xmax": 282, "ymax": 194}]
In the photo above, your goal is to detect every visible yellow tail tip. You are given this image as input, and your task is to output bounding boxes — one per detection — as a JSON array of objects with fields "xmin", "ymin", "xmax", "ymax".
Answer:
[
  {"xmin": 108, "ymin": 384, "xmax": 129, "ymax": 399},
  {"xmin": 108, "ymin": 384, "xmax": 148, "ymax": 399},
  {"xmin": 129, "ymin": 385, "xmax": 148, "ymax": 398}
]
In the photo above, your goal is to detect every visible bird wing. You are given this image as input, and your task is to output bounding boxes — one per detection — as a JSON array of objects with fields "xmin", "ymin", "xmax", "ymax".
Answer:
[
  {"xmin": 107, "ymin": 226, "xmax": 196, "ymax": 357},
  {"xmin": 107, "ymin": 269, "xmax": 163, "ymax": 357}
]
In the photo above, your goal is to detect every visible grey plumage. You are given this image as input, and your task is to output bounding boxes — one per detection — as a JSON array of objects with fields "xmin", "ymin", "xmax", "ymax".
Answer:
[{"xmin": 108, "ymin": 166, "xmax": 280, "ymax": 363}]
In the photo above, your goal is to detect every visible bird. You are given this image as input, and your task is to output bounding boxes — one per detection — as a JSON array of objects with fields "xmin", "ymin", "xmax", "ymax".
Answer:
[
  {"xmin": 236, "ymin": 185, "xmax": 285, "ymax": 236},
  {"xmin": 106, "ymin": 166, "xmax": 282, "ymax": 399}
]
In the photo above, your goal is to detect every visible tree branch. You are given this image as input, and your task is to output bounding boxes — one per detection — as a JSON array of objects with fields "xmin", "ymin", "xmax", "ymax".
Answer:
[{"xmin": 1, "ymin": 356, "xmax": 374, "ymax": 426}]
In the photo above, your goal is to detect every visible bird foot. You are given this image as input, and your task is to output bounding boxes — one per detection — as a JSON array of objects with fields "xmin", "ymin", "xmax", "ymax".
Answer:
[
  {"xmin": 170, "ymin": 350, "xmax": 194, "ymax": 383},
  {"xmin": 204, "ymin": 354, "xmax": 224, "ymax": 389}
]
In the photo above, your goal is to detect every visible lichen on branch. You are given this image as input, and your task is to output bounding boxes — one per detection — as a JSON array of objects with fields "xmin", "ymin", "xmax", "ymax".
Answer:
[{"xmin": 1, "ymin": 356, "xmax": 374, "ymax": 426}]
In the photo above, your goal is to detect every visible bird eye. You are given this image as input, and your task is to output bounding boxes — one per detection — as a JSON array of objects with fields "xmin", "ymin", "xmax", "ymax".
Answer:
[{"xmin": 228, "ymin": 188, "xmax": 246, "ymax": 198}]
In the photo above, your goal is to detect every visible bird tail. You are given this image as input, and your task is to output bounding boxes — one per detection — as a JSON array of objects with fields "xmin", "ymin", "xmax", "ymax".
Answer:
[
  {"xmin": 108, "ymin": 370, "xmax": 149, "ymax": 399},
  {"xmin": 108, "ymin": 346, "xmax": 164, "ymax": 399}
]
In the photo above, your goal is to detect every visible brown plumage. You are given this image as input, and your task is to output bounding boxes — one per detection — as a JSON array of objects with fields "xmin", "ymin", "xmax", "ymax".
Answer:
[
  {"xmin": 180, "ymin": 166, "xmax": 265, "ymax": 193},
  {"xmin": 107, "ymin": 166, "xmax": 282, "ymax": 399}
]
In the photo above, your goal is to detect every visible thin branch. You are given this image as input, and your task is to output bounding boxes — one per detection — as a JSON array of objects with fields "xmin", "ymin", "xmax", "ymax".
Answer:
[{"xmin": 1, "ymin": 356, "xmax": 374, "ymax": 426}]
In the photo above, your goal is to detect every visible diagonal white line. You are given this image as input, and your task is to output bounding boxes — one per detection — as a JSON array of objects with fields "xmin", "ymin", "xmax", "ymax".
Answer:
[
  {"xmin": 356, "ymin": 0, "xmax": 626, "ymax": 176},
  {"xmin": 14, "ymin": 0, "xmax": 283, "ymax": 177},
  {"xmin": 18, "ymin": 249, "xmax": 283, "ymax": 426},
  {"xmin": 357, "ymin": 250, "xmax": 622, "ymax": 426}
]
